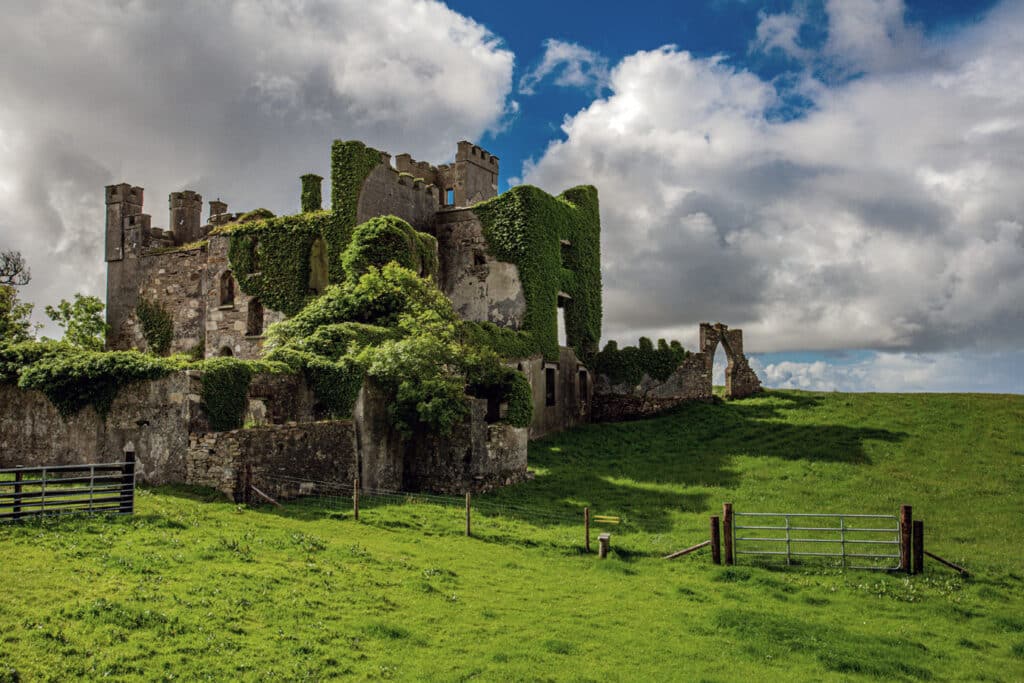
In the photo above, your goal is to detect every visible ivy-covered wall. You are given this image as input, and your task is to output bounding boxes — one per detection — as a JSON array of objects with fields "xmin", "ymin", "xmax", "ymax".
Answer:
[
  {"xmin": 471, "ymin": 184, "xmax": 601, "ymax": 361},
  {"xmin": 593, "ymin": 337, "xmax": 688, "ymax": 386},
  {"xmin": 300, "ymin": 173, "xmax": 323, "ymax": 213}
]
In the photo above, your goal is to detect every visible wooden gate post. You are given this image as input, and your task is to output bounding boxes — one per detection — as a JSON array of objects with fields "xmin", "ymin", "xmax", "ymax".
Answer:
[
  {"xmin": 912, "ymin": 520, "xmax": 924, "ymax": 575},
  {"xmin": 723, "ymin": 503, "xmax": 734, "ymax": 566},
  {"xmin": 899, "ymin": 504, "xmax": 912, "ymax": 574},
  {"xmin": 12, "ymin": 468, "xmax": 23, "ymax": 522},
  {"xmin": 465, "ymin": 492, "xmax": 472, "ymax": 537},
  {"xmin": 584, "ymin": 506, "xmax": 591, "ymax": 553},
  {"xmin": 353, "ymin": 476, "xmax": 360, "ymax": 521},
  {"xmin": 710, "ymin": 515, "xmax": 721, "ymax": 565},
  {"xmin": 120, "ymin": 443, "xmax": 136, "ymax": 515}
]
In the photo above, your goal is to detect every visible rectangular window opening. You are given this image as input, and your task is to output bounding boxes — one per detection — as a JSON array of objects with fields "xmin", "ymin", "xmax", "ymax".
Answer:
[
  {"xmin": 545, "ymin": 367, "xmax": 557, "ymax": 407},
  {"xmin": 446, "ymin": 188, "xmax": 455, "ymax": 205}
]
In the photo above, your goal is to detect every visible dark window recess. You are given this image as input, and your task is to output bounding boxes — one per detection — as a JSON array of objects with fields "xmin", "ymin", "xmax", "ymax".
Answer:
[
  {"xmin": 545, "ymin": 367, "xmax": 557, "ymax": 407},
  {"xmin": 473, "ymin": 251, "xmax": 487, "ymax": 266},
  {"xmin": 219, "ymin": 271, "xmax": 234, "ymax": 306},
  {"xmin": 219, "ymin": 346, "xmax": 233, "ymax": 357},
  {"xmin": 486, "ymin": 396, "xmax": 501, "ymax": 423},
  {"xmin": 560, "ymin": 241, "xmax": 571, "ymax": 264},
  {"xmin": 247, "ymin": 299, "xmax": 264, "ymax": 336},
  {"xmin": 446, "ymin": 188, "xmax": 455, "ymax": 205},
  {"xmin": 578, "ymin": 370, "xmax": 588, "ymax": 400}
]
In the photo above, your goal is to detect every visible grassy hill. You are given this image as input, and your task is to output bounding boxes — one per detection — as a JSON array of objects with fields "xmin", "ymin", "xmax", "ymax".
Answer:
[{"xmin": 1, "ymin": 390, "xmax": 1022, "ymax": 681}]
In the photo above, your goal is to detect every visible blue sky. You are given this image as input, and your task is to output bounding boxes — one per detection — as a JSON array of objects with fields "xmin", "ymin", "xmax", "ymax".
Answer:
[{"xmin": 0, "ymin": 0, "xmax": 1021, "ymax": 393}]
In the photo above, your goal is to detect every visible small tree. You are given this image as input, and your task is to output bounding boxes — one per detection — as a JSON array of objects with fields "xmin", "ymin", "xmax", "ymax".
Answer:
[
  {"xmin": 45, "ymin": 294, "xmax": 108, "ymax": 351},
  {"xmin": 0, "ymin": 285, "xmax": 37, "ymax": 344},
  {"xmin": 0, "ymin": 250, "xmax": 30, "ymax": 286}
]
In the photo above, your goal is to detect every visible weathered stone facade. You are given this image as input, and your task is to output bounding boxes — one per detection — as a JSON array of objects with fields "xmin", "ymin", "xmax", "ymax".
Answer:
[{"xmin": 0, "ymin": 374, "xmax": 201, "ymax": 485}]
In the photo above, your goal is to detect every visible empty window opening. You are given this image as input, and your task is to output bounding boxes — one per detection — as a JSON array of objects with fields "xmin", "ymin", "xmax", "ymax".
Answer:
[
  {"xmin": 247, "ymin": 299, "xmax": 264, "ymax": 336},
  {"xmin": 486, "ymin": 395, "xmax": 501, "ymax": 423},
  {"xmin": 578, "ymin": 370, "xmax": 588, "ymax": 401},
  {"xmin": 560, "ymin": 239, "xmax": 571, "ymax": 264},
  {"xmin": 473, "ymin": 251, "xmax": 487, "ymax": 266},
  {"xmin": 446, "ymin": 188, "xmax": 455, "ymax": 205},
  {"xmin": 545, "ymin": 367, "xmax": 557, "ymax": 407},
  {"xmin": 307, "ymin": 237, "xmax": 329, "ymax": 294},
  {"xmin": 219, "ymin": 270, "xmax": 235, "ymax": 306},
  {"xmin": 556, "ymin": 295, "xmax": 570, "ymax": 348},
  {"xmin": 250, "ymin": 238, "xmax": 260, "ymax": 272},
  {"xmin": 218, "ymin": 346, "xmax": 233, "ymax": 357}
]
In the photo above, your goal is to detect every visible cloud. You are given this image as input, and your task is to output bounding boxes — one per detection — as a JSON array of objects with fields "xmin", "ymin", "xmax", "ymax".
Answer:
[
  {"xmin": 0, "ymin": 0, "xmax": 514, "ymax": 334},
  {"xmin": 751, "ymin": 7, "xmax": 812, "ymax": 61},
  {"xmin": 518, "ymin": 39, "xmax": 610, "ymax": 96},
  {"xmin": 523, "ymin": 0, "xmax": 1024, "ymax": 368}
]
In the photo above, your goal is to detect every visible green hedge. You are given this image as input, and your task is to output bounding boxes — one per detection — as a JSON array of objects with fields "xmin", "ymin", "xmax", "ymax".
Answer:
[
  {"xmin": 472, "ymin": 184, "xmax": 601, "ymax": 361},
  {"xmin": 593, "ymin": 338, "xmax": 688, "ymax": 386}
]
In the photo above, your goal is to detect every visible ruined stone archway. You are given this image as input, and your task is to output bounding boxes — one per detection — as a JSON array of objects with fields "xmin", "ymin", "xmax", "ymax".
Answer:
[{"xmin": 699, "ymin": 322, "xmax": 762, "ymax": 399}]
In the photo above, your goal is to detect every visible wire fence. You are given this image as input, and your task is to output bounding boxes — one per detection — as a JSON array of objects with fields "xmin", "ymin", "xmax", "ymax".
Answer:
[{"xmin": 256, "ymin": 474, "xmax": 612, "ymax": 551}]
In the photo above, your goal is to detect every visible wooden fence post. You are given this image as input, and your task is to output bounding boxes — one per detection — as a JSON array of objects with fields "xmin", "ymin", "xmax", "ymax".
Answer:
[
  {"xmin": 899, "ymin": 504, "xmax": 912, "ymax": 574},
  {"xmin": 465, "ymin": 492, "xmax": 471, "ymax": 537},
  {"xmin": 710, "ymin": 515, "xmax": 721, "ymax": 565},
  {"xmin": 13, "ymin": 469, "xmax": 23, "ymax": 522},
  {"xmin": 584, "ymin": 506, "xmax": 590, "ymax": 553},
  {"xmin": 913, "ymin": 520, "xmax": 924, "ymax": 575},
  {"xmin": 120, "ymin": 443, "xmax": 136, "ymax": 515},
  {"xmin": 353, "ymin": 477, "xmax": 360, "ymax": 521},
  {"xmin": 723, "ymin": 503, "xmax": 734, "ymax": 566}
]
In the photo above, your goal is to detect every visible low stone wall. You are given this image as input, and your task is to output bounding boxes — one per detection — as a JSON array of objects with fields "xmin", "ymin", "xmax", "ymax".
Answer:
[
  {"xmin": 187, "ymin": 420, "xmax": 357, "ymax": 501},
  {"xmin": 405, "ymin": 398, "xmax": 529, "ymax": 494},
  {"xmin": 0, "ymin": 375, "xmax": 200, "ymax": 485},
  {"xmin": 592, "ymin": 354, "xmax": 711, "ymax": 422}
]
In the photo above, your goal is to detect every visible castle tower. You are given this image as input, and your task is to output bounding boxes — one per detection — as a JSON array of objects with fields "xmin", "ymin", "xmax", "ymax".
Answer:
[
  {"xmin": 169, "ymin": 190, "xmax": 203, "ymax": 245},
  {"xmin": 449, "ymin": 141, "xmax": 499, "ymax": 207},
  {"xmin": 105, "ymin": 183, "xmax": 146, "ymax": 349},
  {"xmin": 209, "ymin": 198, "xmax": 228, "ymax": 222}
]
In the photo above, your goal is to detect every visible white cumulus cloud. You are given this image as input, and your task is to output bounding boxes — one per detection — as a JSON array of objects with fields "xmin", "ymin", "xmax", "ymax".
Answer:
[
  {"xmin": 523, "ymin": 0, "xmax": 1024, "ymax": 371},
  {"xmin": 518, "ymin": 39, "xmax": 610, "ymax": 96}
]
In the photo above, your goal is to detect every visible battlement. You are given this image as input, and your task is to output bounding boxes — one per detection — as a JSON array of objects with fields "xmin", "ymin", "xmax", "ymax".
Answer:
[
  {"xmin": 106, "ymin": 183, "xmax": 144, "ymax": 206},
  {"xmin": 456, "ymin": 140, "xmax": 499, "ymax": 169}
]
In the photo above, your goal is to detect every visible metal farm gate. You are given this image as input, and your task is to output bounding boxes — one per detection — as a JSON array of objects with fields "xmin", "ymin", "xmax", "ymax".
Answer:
[
  {"xmin": 732, "ymin": 511, "xmax": 902, "ymax": 570},
  {"xmin": 0, "ymin": 455, "xmax": 136, "ymax": 523}
]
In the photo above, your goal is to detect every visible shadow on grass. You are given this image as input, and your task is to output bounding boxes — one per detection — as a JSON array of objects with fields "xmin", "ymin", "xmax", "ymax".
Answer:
[
  {"xmin": 239, "ymin": 391, "xmax": 906, "ymax": 539},
  {"xmin": 477, "ymin": 390, "xmax": 907, "ymax": 533}
]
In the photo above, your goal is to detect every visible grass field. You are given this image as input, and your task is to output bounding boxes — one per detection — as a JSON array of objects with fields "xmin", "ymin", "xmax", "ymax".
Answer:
[{"xmin": 1, "ymin": 390, "xmax": 1022, "ymax": 681}]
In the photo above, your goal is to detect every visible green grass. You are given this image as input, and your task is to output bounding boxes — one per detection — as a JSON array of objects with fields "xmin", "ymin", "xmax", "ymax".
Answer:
[{"xmin": 1, "ymin": 390, "xmax": 1022, "ymax": 681}]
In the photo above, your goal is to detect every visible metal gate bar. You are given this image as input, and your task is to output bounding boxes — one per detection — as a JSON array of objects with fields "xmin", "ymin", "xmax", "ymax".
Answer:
[{"xmin": 734, "ymin": 511, "xmax": 900, "ymax": 570}]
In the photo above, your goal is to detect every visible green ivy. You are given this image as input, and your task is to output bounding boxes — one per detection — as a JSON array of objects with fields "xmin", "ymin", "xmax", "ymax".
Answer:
[
  {"xmin": 0, "ymin": 340, "xmax": 71, "ymax": 384},
  {"xmin": 300, "ymin": 174, "xmax": 323, "ymax": 213},
  {"xmin": 472, "ymin": 184, "xmax": 601, "ymax": 362},
  {"xmin": 593, "ymin": 337, "xmax": 688, "ymax": 386},
  {"xmin": 16, "ymin": 349, "xmax": 182, "ymax": 417},
  {"xmin": 329, "ymin": 140, "xmax": 385, "ymax": 283},
  {"xmin": 194, "ymin": 357, "xmax": 289, "ymax": 431},
  {"xmin": 136, "ymin": 299, "xmax": 173, "ymax": 355},
  {"xmin": 265, "ymin": 264, "xmax": 532, "ymax": 432},
  {"xmin": 342, "ymin": 215, "xmax": 438, "ymax": 282},
  {"xmin": 219, "ymin": 141, "xmax": 383, "ymax": 317}
]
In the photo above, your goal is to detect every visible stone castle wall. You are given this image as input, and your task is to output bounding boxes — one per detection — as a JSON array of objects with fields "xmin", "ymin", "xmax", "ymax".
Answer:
[
  {"xmin": 0, "ymin": 374, "xmax": 200, "ymax": 485},
  {"xmin": 187, "ymin": 420, "xmax": 357, "ymax": 501},
  {"xmin": 433, "ymin": 208, "xmax": 527, "ymax": 329}
]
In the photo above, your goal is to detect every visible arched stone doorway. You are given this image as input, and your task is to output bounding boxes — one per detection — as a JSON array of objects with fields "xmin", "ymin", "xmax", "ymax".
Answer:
[{"xmin": 699, "ymin": 322, "xmax": 762, "ymax": 399}]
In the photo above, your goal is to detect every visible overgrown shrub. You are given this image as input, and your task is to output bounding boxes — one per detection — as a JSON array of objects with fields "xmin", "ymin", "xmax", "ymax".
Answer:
[{"xmin": 341, "ymin": 216, "xmax": 438, "ymax": 282}]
